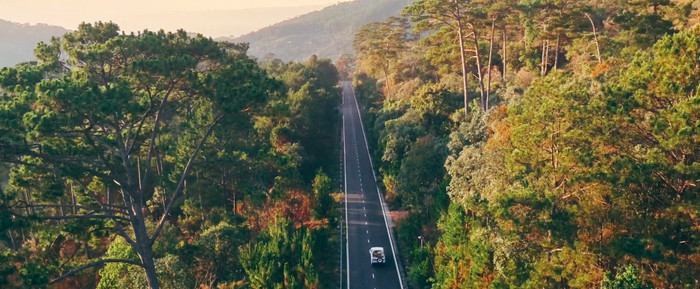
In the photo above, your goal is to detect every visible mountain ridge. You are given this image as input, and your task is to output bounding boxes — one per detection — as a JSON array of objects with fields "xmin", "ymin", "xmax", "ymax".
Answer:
[
  {"xmin": 224, "ymin": 0, "xmax": 412, "ymax": 62},
  {"xmin": 0, "ymin": 19, "xmax": 70, "ymax": 68}
]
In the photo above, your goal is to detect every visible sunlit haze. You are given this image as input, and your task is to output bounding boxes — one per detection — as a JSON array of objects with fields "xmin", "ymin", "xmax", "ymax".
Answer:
[{"xmin": 0, "ymin": 0, "xmax": 350, "ymax": 37}]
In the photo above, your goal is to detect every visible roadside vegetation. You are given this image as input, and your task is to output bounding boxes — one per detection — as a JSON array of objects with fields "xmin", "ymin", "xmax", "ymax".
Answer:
[{"xmin": 352, "ymin": 0, "xmax": 699, "ymax": 288}]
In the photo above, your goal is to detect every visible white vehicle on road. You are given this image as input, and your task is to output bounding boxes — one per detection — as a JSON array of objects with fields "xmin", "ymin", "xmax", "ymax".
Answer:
[{"xmin": 369, "ymin": 247, "xmax": 386, "ymax": 265}]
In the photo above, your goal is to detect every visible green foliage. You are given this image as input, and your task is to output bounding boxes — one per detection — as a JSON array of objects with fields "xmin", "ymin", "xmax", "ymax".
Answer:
[
  {"xmin": 602, "ymin": 266, "xmax": 652, "ymax": 289},
  {"xmin": 312, "ymin": 169, "xmax": 335, "ymax": 222},
  {"xmin": 436, "ymin": 27, "xmax": 699, "ymax": 288},
  {"xmin": 354, "ymin": 2, "xmax": 699, "ymax": 288},
  {"xmin": 396, "ymin": 135, "xmax": 447, "ymax": 212},
  {"xmin": 239, "ymin": 216, "xmax": 319, "ymax": 289},
  {"xmin": 0, "ymin": 21, "xmax": 340, "ymax": 289},
  {"xmin": 353, "ymin": 16, "xmax": 410, "ymax": 97},
  {"xmin": 194, "ymin": 221, "xmax": 249, "ymax": 283},
  {"xmin": 97, "ymin": 237, "xmax": 139, "ymax": 289},
  {"xmin": 262, "ymin": 55, "xmax": 341, "ymax": 183},
  {"xmin": 0, "ymin": 248, "xmax": 17, "ymax": 286},
  {"xmin": 407, "ymin": 245, "xmax": 433, "ymax": 289},
  {"xmin": 18, "ymin": 261, "xmax": 51, "ymax": 288},
  {"xmin": 99, "ymin": 249, "xmax": 193, "ymax": 289}
]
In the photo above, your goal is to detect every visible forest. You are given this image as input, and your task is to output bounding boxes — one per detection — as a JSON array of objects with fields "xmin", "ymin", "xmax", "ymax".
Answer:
[
  {"xmin": 0, "ymin": 22, "xmax": 341, "ymax": 288},
  {"xmin": 0, "ymin": 0, "xmax": 698, "ymax": 288},
  {"xmin": 351, "ymin": 0, "xmax": 698, "ymax": 288}
]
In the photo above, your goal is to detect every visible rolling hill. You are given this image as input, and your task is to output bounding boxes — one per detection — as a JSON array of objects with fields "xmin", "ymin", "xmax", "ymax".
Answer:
[
  {"xmin": 0, "ymin": 19, "xmax": 70, "ymax": 68},
  {"xmin": 225, "ymin": 0, "xmax": 413, "ymax": 62}
]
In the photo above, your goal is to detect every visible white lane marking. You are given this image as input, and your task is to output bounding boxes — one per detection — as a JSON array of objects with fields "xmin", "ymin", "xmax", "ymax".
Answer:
[
  {"xmin": 372, "ymin": 273, "xmax": 375, "ymax": 279},
  {"xmin": 342, "ymin": 114, "xmax": 350, "ymax": 289},
  {"xmin": 339, "ymin": 108, "xmax": 344, "ymax": 289},
  {"xmin": 351, "ymin": 84, "xmax": 406, "ymax": 289},
  {"xmin": 366, "ymin": 230, "xmax": 369, "ymax": 234},
  {"xmin": 367, "ymin": 239, "xmax": 370, "ymax": 243}
]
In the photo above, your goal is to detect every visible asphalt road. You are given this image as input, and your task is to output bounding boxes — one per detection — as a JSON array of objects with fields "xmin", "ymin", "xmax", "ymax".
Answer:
[{"xmin": 342, "ymin": 81, "xmax": 404, "ymax": 289}]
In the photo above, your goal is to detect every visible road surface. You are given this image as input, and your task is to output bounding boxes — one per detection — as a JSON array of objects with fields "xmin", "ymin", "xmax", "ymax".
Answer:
[{"xmin": 342, "ymin": 81, "xmax": 404, "ymax": 289}]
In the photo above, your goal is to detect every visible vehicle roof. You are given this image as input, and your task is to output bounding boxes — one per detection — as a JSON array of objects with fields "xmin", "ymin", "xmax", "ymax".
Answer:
[{"xmin": 370, "ymin": 247, "xmax": 384, "ymax": 251}]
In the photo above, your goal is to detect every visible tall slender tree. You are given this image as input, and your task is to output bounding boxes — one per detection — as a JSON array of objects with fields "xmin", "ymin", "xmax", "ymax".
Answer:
[{"xmin": 404, "ymin": 0, "xmax": 474, "ymax": 113}]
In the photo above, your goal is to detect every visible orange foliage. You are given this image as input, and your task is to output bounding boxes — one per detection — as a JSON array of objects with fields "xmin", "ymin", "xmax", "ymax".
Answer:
[
  {"xmin": 248, "ymin": 190, "xmax": 313, "ymax": 231},
  {"xmin": 497, "ymin": 104, "xmax": 507, "ymax": 115},
  {"xmin": 390, "ymin": 210, "xmax": 410, "ymax": 224},
  {"xmin": 486, "ymin": 110, "xmax": 511, "ymax": 151},
  {"xmin": 591, "ymin": 62, "xmax": 611, "ymax": 77}
]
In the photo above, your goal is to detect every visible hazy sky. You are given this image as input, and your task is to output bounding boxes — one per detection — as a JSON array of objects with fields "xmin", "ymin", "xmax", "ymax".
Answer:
[{"xmin": 0, "ymin": 0, "xmax": 349, "ymax": 37}]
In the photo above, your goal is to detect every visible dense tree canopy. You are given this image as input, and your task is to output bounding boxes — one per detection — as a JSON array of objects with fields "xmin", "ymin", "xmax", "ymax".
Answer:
[
  {"xmin": 352, "ymin": 0, "xmax": 698, "ymax": 288},
  {"xmin": 0, "ymin": 22, "xmax": 342, "ymax": 289}
]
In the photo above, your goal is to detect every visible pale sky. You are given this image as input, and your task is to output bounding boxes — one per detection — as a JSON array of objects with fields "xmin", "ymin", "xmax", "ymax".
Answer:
[{"xmin": 0, "ymin": 0, "xmax": 350, "ymax": 37}]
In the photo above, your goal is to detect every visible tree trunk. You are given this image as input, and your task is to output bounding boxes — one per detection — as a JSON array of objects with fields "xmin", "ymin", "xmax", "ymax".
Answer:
[
  {"xmin": 470, "ymin": 25, "xmax": 486, "ymax": 110},
  {"xmin": 541, "ymin": 40, "xmax": 546, "ymax": 75},
  {"xmin": 486, "ymin": 18, "xmax": 496, "ymax": 111},
  {"xmin": 199, "ymin": 189, "xmax": 205, "ymax": 222},
  {"xmin": 138, "ymin": 245, "xmax": 160, "ymax": 289},
  {"xmin": 7, "ymin": 230, "xmax": 16, "ymax": 250},
  {"xmin": 554, "ymin": 33, "xmax": 561, "ymax": 70},
  {"xmin": 107, "ymin": 188, "xmax": 112, "ymax": 210},
  {"xmin": 502, "ymin": 28, "xmax": 507, "ymax": 85},
  {"xmin": 544, "ymin": 40, "xmax": 551, "ymax": 75},
  {"xmin": 137, "ymin": 157, "xmax": 142, "ymax": 190},
  {"xmin": 59, "ymin": 199, "xmax": 65, "ymax": 217},
  {"xmin": 541, "ymin": 39, "xmax": 551, "ymax": 75},
  {"xmin": 456, "ymin": 13, "xmax": 469, "ymax": 115},
  {"xmin": 234, "ymin": 192, "xmax": 238, "ymax": 215},
  {"xmin": 84, "ymin": 241, "xmax": 91, "ymax": 259},
  {"xmin": 382, "ymin": 64, "xmax": 392, "ymax": 99},
  {"xmin": 23, "ymin": 190, "xmax": 31, "ymax": 215},
  {"xmin": 72, "ymin": 185, "xmax": 77, "ymax": 214},
  {"xmin": 132, "ymin": 202, "xmax": 161, "ymax": 289},
  {"xmin": 545, "ymin": 40, "xmax": 550, "ymax": 75},
  {"xmin": 585, "ymin": 13, "xmax": 602, "ymax": 63}
]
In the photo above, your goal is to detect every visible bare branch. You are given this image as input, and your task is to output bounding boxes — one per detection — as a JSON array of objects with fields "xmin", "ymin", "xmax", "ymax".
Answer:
[
  {"xmin": 150, "ymin": 113, "xmax": 223, "ymax": 244},
  {"xmin": 42, "ymin": 214, "xmax": 131, "ymax": 223},
  {"xmin": 141, "ymin": 82, "xmax": 177, "ymax": 190},
  {"xmin": 126, "ymin": 106, "xmax": 155, "ymax": 155},
  {"xmin": 584, "ymin": 13, "xmax": 602, "ymax": 63},
  {"xmin": 0, "ymin": 145, "xmax": 123, "ymax": 186},
  {"xmin": 71, "ymin": 180, "xmax": 138, "ymax": 247},
  {"xmin": 50, "ymin": 259, "xmax": 143, "ymax": 285},
  {"xmin": 16, "ymin": 204, "xmax": 128, "ymax": 213}
]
